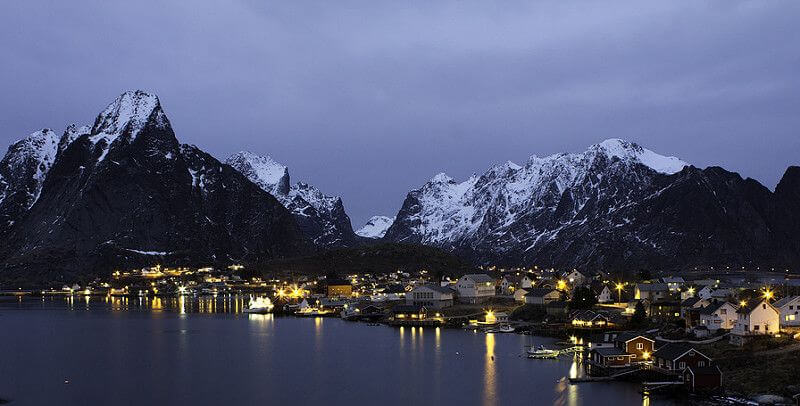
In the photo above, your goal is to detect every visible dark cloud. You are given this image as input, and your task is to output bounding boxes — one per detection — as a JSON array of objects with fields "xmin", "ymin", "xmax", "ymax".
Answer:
[{"xmin": 1, "ymin": 1, "xmax": 798, "ymax": 226}]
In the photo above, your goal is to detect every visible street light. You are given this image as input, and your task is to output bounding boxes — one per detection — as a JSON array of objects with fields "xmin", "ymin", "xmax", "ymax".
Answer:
[{"xmin": 615, "ymin": 283, "xmax": 624, "ymax": 305}]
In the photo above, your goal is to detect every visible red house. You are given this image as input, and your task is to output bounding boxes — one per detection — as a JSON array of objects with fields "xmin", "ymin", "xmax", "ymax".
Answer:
[
  {"xmin": 614, "ymin": 332, "xmax": 655, "ymax": 361},
  {"xmin": 683, "ymin": 366, "xmax": 722, "ymax": 392},
  {"xmin": 653, "ymin": 343, "xmax": 712, "ymax": 372}
]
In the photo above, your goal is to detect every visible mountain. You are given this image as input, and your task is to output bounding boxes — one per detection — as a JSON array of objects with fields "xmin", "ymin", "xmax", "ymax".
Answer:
[
  {"xmin": 384, "ymin": 139, "xmax": 800, "ymax": 272},
  {"xmin": 226, "ymin": 151, "xmax": 361, "ymax": 247},
  {"xmin": 356, "ymin": 215, "xmax": 395, "ymax": 239},
  {"xmin": 0, "ymin": 129, "xmax": 60, "ymax": 232},
  {"xmin": 0, "ymin": 91, "xmax": 307, "ymax": 282}
]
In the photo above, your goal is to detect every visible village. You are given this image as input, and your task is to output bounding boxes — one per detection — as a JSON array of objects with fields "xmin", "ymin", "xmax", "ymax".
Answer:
[{"xmin": 5, "ymin": 265, "xmax": 800, "ymax": 404}]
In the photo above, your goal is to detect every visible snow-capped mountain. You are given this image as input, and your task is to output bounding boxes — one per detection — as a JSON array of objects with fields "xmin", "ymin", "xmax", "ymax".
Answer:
[
  {"xmin": 356, "ymin": 215, "xmax": 395, "ymax": 238},
  {"xmin": 0, "ymin": 91, "xmax": 307, "ymax": 279},
  {"xmin": 385, "ymin": 139, "xmax": 800, "ymax": 271},
  {"xmin": 0, "ymin": 129, "xmax": 60, "ymax": 230},
  {"xmin": 226, "ymin": 152, "xmax": 360, "ymax": 247}
]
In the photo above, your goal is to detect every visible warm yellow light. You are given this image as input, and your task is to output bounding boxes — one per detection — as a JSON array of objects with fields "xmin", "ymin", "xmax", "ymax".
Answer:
[
  {"xmin": 739, "ymin": 300, "xmax": 747, "ymax": 307},
  {"xmin": 615, "ymin": 283, "xmax": 623, "ymax": 291},
  {"xmin": 557, "ymin": 280, "xmax": 567, "ymax": 290},
  {"xmin": 642, "ymin": 351, "xmax": 651, "ymax": 360},
  {"xmin": 763, "ymin": 289, "xmax": 774, "ymax": 301}
]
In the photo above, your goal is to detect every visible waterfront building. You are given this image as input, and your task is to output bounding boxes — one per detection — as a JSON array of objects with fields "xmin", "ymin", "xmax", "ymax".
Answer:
[
  {"xmin": 406, "ymin": 284, "xmax": 454, "ymax": 309},
  {"xmin": 455, "ymin": 274, "xmax": 496, "ymax": 303},
  {"xmin": 683, "ymin": 366, "xmax": 723, "ymax": 393},
  {"xmin": 774, "ymin": 295, "xmax": 800, "ymax": 327},
  {"xmin": 652, "ymin": 343, "xmax": 713, "ymax": 372},
  {"xmin": 570, "ymin": 310, "xmax": 611, "ymax": 328},
  {"xmin": 500, "ymin": 273, "xmax": 534, "ymax": 295},
  {"xmin": 614, "ymin": 332, "xmax": 655, "ymax": 360}
]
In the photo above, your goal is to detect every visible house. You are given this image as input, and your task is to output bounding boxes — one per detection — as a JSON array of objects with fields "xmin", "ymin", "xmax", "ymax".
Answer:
[
  {"xmin": 406, "ymin": 284, "xmax": 454, "ymax": 309},
  {"xmin": 456, "ymin": 274, "xmax": 496, "ymax": 303},
  {"xmin": 563, "ymin": 270, "xmax": 588, "ymax": 286},
  {"xmin": 513, "ymin": 287, "xmax": 532, "ymax": 302},
  {"xmin": 596, "ymin": 285, "xmax": 614, "ymax": 303},
  {"xmin": 652, "ymin": 343, "xmax": 713, "ymax": 372},
  {"xmin": 681, "ymin": 297, "xmax": 711, "ymax": 326},
  {"xmin": 571, "ymin": 310, "xmax": 611, "ymax": 328},
  {"xmin": 586, "ymin": 331, "xmax": 620, "ymax": 350},
  {"xmin": 683, "ymin": 366, "xmax": 723, "ymax": 393},
  {"xmin": 730, "ymin": 299, "xmax": 780, "ymax": 345},
  {"xmin": 523, "ymin": 288, "xmax": 561, "ymax": 305},
  {"xmin": 698, "ymin": 301, "xmax": 738, "ymax": 331},
  {"xmin": 391, "ymin": 304, "xmax": 427, "ymax": 320},
  {"xmin": 774, "ymin": 296, "xmax": 800, "ymax": 327},
  {"xmin": 614, "ymin": 332, "xmax": 655, "ymax": 360},
  {"xmin": 500, "ymin": 273, "xmax": 535, "ymax": 295},
  {"xmin": 661, "ymin": 277, "xmax": 686, "ymax": 291},
  {"xmin": 589, "ymin": 347, "xmax": 633, "ymax": 368},
  {"xmin": 635, "ymin": 283, "xmax": 670, "ymax": 302},
  {"xmin": 325, "ymin": 279, "xmax": 353, "ymax": 297},
  {"xmin": 649, "ymin": 301, "xmax": 681, "ymax": 320}
]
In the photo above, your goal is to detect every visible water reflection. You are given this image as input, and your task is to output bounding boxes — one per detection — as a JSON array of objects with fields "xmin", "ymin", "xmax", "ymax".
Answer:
[
  {"xmin": 483, "ymin": 333, "xmax": 496, "ymax": 406},
  {"xmin": 31, "ymin": 294, "xmax": 261, "ymax": 315}
]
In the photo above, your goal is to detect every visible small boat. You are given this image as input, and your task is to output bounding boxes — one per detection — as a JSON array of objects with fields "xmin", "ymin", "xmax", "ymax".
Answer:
[
  {"xmin": 243, "ymin": 296, "xmax": 274, "ymax": 314},
  {"xmin": 527, "ymin": 345, "xmax": 560, "ymax": 359},
  {"xmin": 486, "ymin": 324, "xmax": 515, "ymax": 333}
]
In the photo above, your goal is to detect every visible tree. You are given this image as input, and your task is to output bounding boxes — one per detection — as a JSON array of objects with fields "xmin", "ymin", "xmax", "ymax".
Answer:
[
  {"xmin": 630, "ymin": 301, "xmax": 648, "ymax": 327},
  {"xmin": 569, "ymin": 287, "xmax": 598, "ymax": 310}
]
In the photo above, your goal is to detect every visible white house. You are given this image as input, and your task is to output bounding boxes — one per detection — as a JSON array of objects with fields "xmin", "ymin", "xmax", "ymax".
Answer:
[
  {"xmin": 513, "ymin": 286, "xmax": 533, "ymax": 302},
  {"xmin": 730, "ymin": 299, "xmax": 780, "ymax": 345},
  {"xmin": 597, "ymin": 286, "xmax": 614, "ymax": 303},
  {"xmin": 563, "ymin": 270, "xmax": 587, "ymax": 286},
  {"xmin": 635, "ymin": 283, "xmax": 670, "ymax": 302},
  {"xmin": 500, "ymin": 274, "xmax": 535, "ymax": 295},
  {"xmin": 456, "ymin": 274, "xmax": 496, "ymax": 303},
  {"xmin": 698, "ymin": 301, "xmax": 738, "ymax": 331},
  {"xmin": 406, "ymin": 284, "xmax": 454, "ymax": 309},
  {"xmin": 774, "ymin": 296, "xmax": 800, "ymax": 327}
]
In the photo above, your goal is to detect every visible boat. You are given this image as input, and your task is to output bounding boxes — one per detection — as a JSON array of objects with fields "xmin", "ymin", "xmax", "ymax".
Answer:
[
  {"xmin": 243, "ymin": 296, "xmax": 274, "ymax": 314},
  {"xmin": 486, "ymin": 324, "xmax": 515, "ymax": 333},
  {"xmin": 527, "ymin": 345, "xmax": 560, "ymax": 359}
]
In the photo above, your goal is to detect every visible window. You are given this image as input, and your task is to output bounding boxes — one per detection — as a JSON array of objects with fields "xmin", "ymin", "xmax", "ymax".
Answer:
[
  {"xmin": 679, "ymin": 362, "xmax": 686, "ymax": 369},
  {"xmin": 754, "ymin": 325, "xmax": 759, "ymax": 331},
  {"xmin": 698, "ymin": 361, "xmax": 705, "ymax": 367},
  {"xmin": 764, "ymin": 324, "xmax": 769, "ymax": 331},
  {"xmin": 637, "ymin": 343, "xmax": 643, "ymax": 350},
  {"xmin": 762, "ymin": 304, "xmax": 766, "ymax": 309},
  {"xmin": 721, "ymin": 309, "xmax": 726, "ymax": 315},
  {"xmin": 789, "ymin": 315, "xmax": 796, "ymax": 321}
]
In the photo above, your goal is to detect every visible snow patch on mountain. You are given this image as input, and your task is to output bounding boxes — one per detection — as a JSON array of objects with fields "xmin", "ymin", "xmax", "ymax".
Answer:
[
  {"xmin": 595, "ymin": 138, "xmax": 687, "ymax": 174},
  {"xmin": 356, "ymin": 215, "xmax": 395, "ymax": 238},
  {"xmin": 89, "ymin": 90, "xmax": 167, "ymax": 162},
  {"xmin": 0, "ymin": 129, "xmax": 60, "ymax": 208},
  {"xmin": 225, "ymin": 151, "xmax": 289, "ymax": 195}
]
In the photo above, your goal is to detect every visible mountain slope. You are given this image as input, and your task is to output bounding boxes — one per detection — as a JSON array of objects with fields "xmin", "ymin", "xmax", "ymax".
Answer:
[
  {"xmin": 226, "ymin": 151, "xmax": 361, "ymax": 247},
  {"xmin": 384, "ymin": 139, "xmax": 799, "ymax": 271},
  {"xmin": 0, "ymin": 91, "xmax": 307, "ymax": 282},
  {"xmin": 0, "ymin": 129, "xmax": 60, "ymax": 232},
  {"xmin": 356, "ymin": 215, "xmax": 395, "ymax": 238}
]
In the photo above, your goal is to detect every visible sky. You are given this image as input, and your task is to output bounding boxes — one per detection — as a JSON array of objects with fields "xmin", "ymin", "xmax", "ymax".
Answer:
[{"xmin": 1, "ymin": 1, "xmax": 799, "ymax": 228}]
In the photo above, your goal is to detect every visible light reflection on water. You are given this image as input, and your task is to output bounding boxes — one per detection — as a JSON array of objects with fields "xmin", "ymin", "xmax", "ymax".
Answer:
[{"xmin": 0, "ymin": 298, "xmax": 676, "ymax": 405}]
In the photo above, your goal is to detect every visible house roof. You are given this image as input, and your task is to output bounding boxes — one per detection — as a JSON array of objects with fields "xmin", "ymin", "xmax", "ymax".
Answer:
[
  {"xmin": 699, "ymin": 301, "xmax": 734, "ymax": 315},
  {"xmin": 461, "ymin": 274, "xmax": 495, "ymax": 283},
  {"xmin": 392, "ymin": 304, "xmax": 424, "ymax": 314},
  {"xmin": 615, "ymin": 332, "xmax": 654, "ymax": 343},
  {"xmin": 524, "ymin": 288, "xmax": 559, "ymax": 297},
  {"xmin": 774, "ymin": 295, "xmax": 800, "ymax": 308},
  {"xmin": 685, "ymin": 365, "xmax": 722, "ymax": 377},
  {"xmin": 681, "ymin": 297, "xmax": 703, "ymax": 307},
  {"xmin": 414, "ymin": 283, "xmax": 454, "ymax": 294},
  {"xmin": 593, "ymin": 347, "xmax": 628, "ymax": 357},
  {"xmin": 326, "ymin": 278, "xmax": 352, "ymax": 286},
  {"xmin": 653, "ymin": 343, "xmax": 710, "ymax": 362},
  {"xmin": 737, "ymin": 300, "xmax": 777, "ymax": 314},
  {"xmin": 636, "ymin": 283, "xmax": 669, "ymax": 291},
  {"xmin": 502, "ymin": 274, "xmax": 524, "ymax": 284}
]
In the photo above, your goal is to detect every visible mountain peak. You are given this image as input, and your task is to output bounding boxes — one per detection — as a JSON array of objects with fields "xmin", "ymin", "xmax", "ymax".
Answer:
[
  {"xmin": 356, "ymin": 215, "xmax": 395, "ymax": 238},
  {"xmin": 91, "ymin": 90, "xmax": 167, "ymax": 142},
  {"xmin": 225, "ymin": 151, "xmax": 290, "ymax": 195},
  {"xmin": 430, "ymin": 172, "xmax": 453, "ymax": 183},
  {"xmin": 592, "ymin": 138, "xmax": 687, "ymax": 174}
]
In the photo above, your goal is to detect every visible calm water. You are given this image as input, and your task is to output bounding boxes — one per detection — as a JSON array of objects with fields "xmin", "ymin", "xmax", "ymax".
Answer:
[{"xmin": 0, "ymin": 296, "xmax": 670, "ymax": 406}]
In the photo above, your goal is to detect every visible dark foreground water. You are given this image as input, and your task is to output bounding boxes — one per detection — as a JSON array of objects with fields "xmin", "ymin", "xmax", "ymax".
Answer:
[{"xmin": 0, "ymin": 296, "xmax": 670, "ymax": 406}]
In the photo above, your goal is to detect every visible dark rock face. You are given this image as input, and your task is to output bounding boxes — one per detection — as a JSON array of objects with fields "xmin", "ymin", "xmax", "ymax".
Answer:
[
  {"xmin": 0, "ymin": 91, "xmax": 307, "ymax": 281},
  {"xmin": 385, "ymin": 141, "xmax": 800, "ymax": 272},
  {"xmin": 226, "ymin": 152, "xmax": 362, "ymax": 248}
]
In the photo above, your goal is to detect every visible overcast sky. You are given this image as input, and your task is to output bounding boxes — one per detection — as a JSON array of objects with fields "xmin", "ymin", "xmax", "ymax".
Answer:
[{"xmin": 1, "ymin": 1, "xmax": 798, "ymax": 227}]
